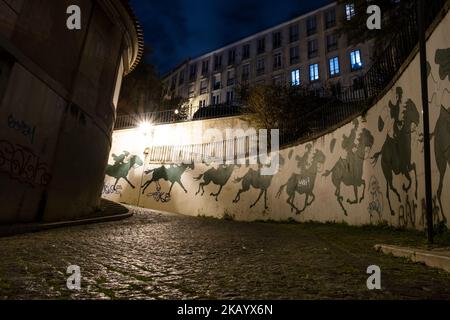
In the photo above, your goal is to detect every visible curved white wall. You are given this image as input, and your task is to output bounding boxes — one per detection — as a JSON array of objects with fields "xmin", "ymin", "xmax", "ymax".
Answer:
[{"xmin": 104, "ymin": 7, "xmax": 450, "ymax": 229}]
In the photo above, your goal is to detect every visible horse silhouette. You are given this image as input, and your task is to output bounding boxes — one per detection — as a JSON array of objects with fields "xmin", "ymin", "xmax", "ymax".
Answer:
[
  {"xmin": 433, "ymin": 105, "xmax": 450, "ymax": 223},
  {"xmin": 194, "ymin": 164, "xmax": 241, "ymax": 201},
  {"xmin": 324, "ymin": 128, "xmax": 374, "ymax": 216},
  {"xmin": 233, "ymin": 167, "xmax": 274, "ymax": 210},
  {"xmin": 105, "ymin": 154, "xmax": 143, "ymax": 190},
  {"xmin": 141, "ymin": 163, "xmax": 195, "ymax": 196},
  {"xmin": 277, "ymin": 150, "xmax": 326, "ymax": 215},
  {"xmin": 372, "ymin": 99, "xmax": 420, "ymax": 216}
]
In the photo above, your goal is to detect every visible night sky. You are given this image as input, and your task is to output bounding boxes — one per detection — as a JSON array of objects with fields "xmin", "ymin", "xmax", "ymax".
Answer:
[{"xmin": 130, "ymin": 0, "xmax": 333, "ymax": 75}]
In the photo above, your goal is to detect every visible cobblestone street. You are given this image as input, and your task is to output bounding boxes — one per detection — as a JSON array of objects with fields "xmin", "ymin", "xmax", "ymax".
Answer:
[{"xmin": 0, "ymin": 207, "xmax": 450, "ymax": 300}]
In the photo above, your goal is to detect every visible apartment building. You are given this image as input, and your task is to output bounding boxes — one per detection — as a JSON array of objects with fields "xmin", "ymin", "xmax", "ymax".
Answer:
[{"xmin": 162, "ymin": 2, "xmax": 372, "ymax": 109}]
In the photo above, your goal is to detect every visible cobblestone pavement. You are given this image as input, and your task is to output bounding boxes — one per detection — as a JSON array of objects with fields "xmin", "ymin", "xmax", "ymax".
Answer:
[{"xmin": 0, "ymin": 207, "xmax": 450, "ymax": 300}]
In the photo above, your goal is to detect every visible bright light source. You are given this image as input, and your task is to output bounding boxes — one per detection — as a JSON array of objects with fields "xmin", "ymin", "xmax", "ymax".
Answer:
[
  {"xmin": 174, "ymin": 109, "xmax": 179, "ymax": 115},
  {"xmin": 139, "ymin": 121, "xmax": 152, "ymax": 135}
]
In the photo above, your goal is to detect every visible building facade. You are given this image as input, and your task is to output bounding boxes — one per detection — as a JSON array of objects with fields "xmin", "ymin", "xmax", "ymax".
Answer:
[
  {"xmin": 0, "ymin": 0, "xmax": 143, "ymax": 223},
  {"xmin": 162, "ymin": 2, "xmax": 373, "ymax": 109}
]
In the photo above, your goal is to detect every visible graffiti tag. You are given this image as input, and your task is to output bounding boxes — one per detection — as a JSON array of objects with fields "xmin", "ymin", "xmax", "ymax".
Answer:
[
  {"xmin": 146, "ymin": 185, "xmax": 171, "ymax": 203},
  {"xmin": 420, "ymin": 197, "xmax": 444, "ymax": 227},
  {"xmin": 367, "ymin": 176, "xmax": 384, "ymax": 223},
  {"xmin": 398, "ymin": 195, "xmax": 418, "ymax": 229},
  {"xmin": 0, "ymin": 140, "xmax": 51, "ymax": 187},
  {"xmin": 102, "ymin": 184, "xmax": 123, "ymax": 195},
  {"xmin": 7, "ymin": 114, "xmax": 36, "ymax": 144}
]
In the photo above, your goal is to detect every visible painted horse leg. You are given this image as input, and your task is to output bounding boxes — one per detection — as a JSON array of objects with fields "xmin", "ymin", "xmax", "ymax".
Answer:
[
  {"xmin": 298, "ymin": 194, "xmax": 309, "ymax": 214},
  {"xmin": 233, "ymin": 190, "xmax": 242, "ymax": 203},
  {"xmin": 211, "ymin": 185, "xmax": 223, "ymax": 201},
  {"xmin": 307, "ymin": 192, "xmax": 315, "ymax": 206},
  {"xmin": 336, "ymin": 185, "xmax": 347, "ymax": 216},
  {"xmin": 177, "ymin": 180, "xmax": 188, "ymax": 193},
  {"xmin": 386, "ymin": 181, "xmax": 395, "ymax": 216},
  {"xmin": 403, "ymin": 171, "xmax": 412, "ymax": 193},
  {"xmin": 412, "ymin": 163, "xmax": 418, "ymax": 200},
  {"xmin": 196, "ymin": 182, "xmax": 203, "ymax": 196},
  {"xmin": 123, "ymin": 177, "xmax": 135, "ymax": 189},
  {"xmin": 287, "ymin": 194, "xmax": 294, "ymax": 212},
  {"xmin": 360, "ymin": 180, "xmax": 366, "ymax": 203},
  {"xmin": 251, "ymin": 190, "xmax": 264, "ymax": 208},
  {"xmin": 141, "ymin": 180, "xmax": 152, "ymax": 194},
  {"xmin": 264, "ymin": 190, "xmax": 268, "ymax": 210},
  {"xmin": 114, "ymin": 178, "xmax": 119, "ymax": 191},
  {"xmin": 437, "ymin": 170, "xmax": 448, "ymax": 223},
  {"xmin": 390, "ymin": 181, "xmax": 401, "ymax": 203},
  {"xmin": 168, "ymin": 182, "xmax": 175, "ymax": 196},
  {"xmin": 347, "ymin": 185, "xmax": 359, "ymax": 204}
]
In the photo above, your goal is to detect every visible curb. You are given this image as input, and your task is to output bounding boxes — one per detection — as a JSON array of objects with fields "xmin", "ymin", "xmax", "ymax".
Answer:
[
  {"xmin": 375, "ymin": 244, "xmax": 450, "ymax": 273},
  {"xmin": 0, "ymin": 211, "xmax": 133, "ymax": 238}
]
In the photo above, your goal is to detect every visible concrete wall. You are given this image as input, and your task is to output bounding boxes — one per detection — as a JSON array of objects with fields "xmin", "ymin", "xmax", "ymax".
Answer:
[
  {"xmin": 0, "ymin": 0, "xmax": 141, "ymax": 223},
  {"xmin": 104, "ymin": 6, "xmax": 450, "ymax": 229}
]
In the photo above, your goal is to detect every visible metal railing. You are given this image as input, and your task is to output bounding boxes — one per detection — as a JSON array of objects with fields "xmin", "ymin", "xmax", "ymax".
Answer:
[{"xmin": 114, "ymin": 101, "xmax": 245, "ymax": 130}]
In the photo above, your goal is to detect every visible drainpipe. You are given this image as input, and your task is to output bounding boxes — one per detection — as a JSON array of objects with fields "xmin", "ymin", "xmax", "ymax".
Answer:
[{"xmin": 417, "ymin": 0, "xmax": 434, "ymax": 244}]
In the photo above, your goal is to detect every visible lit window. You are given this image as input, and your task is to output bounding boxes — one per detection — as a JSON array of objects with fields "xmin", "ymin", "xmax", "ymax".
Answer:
[
  {"xmin": 346, "ymin": 3, "xmax": 355, "ymax": 21},
  {"xmin": 329, "ymin": 57, "xmax": 340, "ymax": 77},
  {"xmin": 309, "ymin": 64, "xmax": 319, "ymax": 82},
  {"xmin": 291, "ymin": 69, "xmax": 301, "ymax": 86},
  {"xmin": 350, "ymin": 50, "xmax": 363, "ymax": 70}
]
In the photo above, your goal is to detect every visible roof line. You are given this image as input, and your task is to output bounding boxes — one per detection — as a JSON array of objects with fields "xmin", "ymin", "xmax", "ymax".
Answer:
[
  {"xmin": 163, "ymin": 1, "xmax": 337, "ymax": 78},
  {"xmin": 120, "ymin": 0, "xmax": 145, "ymax": 74}
]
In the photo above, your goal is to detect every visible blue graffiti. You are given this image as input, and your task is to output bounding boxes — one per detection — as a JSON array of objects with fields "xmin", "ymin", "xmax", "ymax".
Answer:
[
  {"xmin": 7, "ymin": 114, "xmax": 36, "ymax": 144},
  {"xmin": 103, "ymin": 184, "xmax": 123, "ymax": 195}
]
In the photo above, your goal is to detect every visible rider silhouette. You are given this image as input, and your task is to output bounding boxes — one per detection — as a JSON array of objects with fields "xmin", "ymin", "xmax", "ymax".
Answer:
[
  {"xmin": 296, "ymin": 144, "xmax": 312, "ymax": 173},
  {"xmin": 112, "ymin": 151, "xmax": 130, "ymax": 166},
  {"xmin": 342, "ymin": 119, "xmax": 359, "ymax": 156},
  {"xmin": 389, "ymin": 87, "xmax": 404, "ymax": 139}
]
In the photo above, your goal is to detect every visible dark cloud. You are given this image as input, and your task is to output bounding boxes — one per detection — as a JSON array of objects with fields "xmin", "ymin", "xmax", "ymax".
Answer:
[{"xmin": 130, "ymin": 0, "xmax": 332, "ymax": 75}]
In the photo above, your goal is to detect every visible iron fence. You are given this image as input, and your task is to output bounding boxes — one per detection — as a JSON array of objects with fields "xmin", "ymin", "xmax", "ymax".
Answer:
[{"xmin": 114, "ymin": 101, "xmax": 245, "ymax": 130}]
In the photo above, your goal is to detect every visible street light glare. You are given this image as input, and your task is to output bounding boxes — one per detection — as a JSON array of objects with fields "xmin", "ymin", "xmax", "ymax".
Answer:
[{"xmin": 139, "ymin": 121, "xmax": 152, "ymax": 135}]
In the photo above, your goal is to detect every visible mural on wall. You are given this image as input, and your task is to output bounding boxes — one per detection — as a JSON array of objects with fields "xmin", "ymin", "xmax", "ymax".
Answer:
[
  {"xmin": 434, "ymin": 107, "xmax": 450, "ymax": 223},
  {"xmin": 102, "ymin": 10, "xmax": 450, "ymax": 229},
  {"xmin": 431, "ymin": 47, "xmax": 450, "ymax": 223},
  {"xmin": 276, "ymin": 148, "xmax": 326, "ymax": 215},
  {"xmin": 372, "ymin": 90, "xmax": 420, "ymax": 216},
  {"xmin": 105, "ymin": 151, "xmax": 143, "ymax": 190},
  {"xmin": 141, "ymin": 163, "xmax": 195, "ymax": 197},
  {"xmin": 330, "ymin": 138, "xmax": 337, "ymax": 153},
  {"xmin": 323, "ymin": 120, "xmax": 375, "ymax": 216},
  {"xmin": 367, "ymin": 176, "xmax": 384, "ymax": 223},
  {"xmin": 233, "ymin": 166, "xmax": 274, "ymax": 210},
  {"xmin": 398, "ymin": 195, "xmax": 419, "ymax": 229},
  {"xmin": 194, "ymin": 164, "xmax": 241, "ymax": 201}
]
